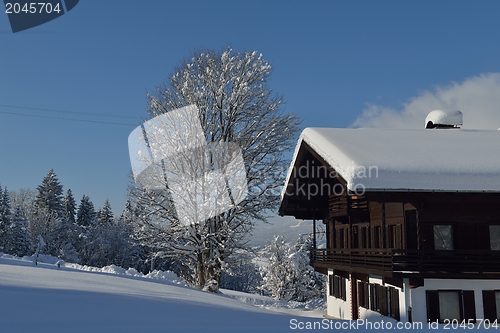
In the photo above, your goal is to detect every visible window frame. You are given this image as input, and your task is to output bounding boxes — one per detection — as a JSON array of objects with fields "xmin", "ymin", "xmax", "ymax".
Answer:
[
  {"xmin": 426, "ymin": 290, "xmax": 476, "ymax": 323},
  {"xmin": 489, "ymin": 225, "xmax": 500, "ymax": 250},
  {"xmin": 433, "ymin": 225, "xmax": 454, "ymax": 250},
  {"xmin": 329, "ymin": 275, "xmax": 347, "ymax": 301}
]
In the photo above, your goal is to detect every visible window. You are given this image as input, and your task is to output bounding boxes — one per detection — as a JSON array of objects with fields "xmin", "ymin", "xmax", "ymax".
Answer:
[
  {"xmin": 335, "ymin": 228, "xmax": 348, "ymax": 249},
  {"xmin": 482, "ymin": 290, "xmax": 500, "ymax": 320},
  {"xmin": 369, "ymin": 284, "xmax": 387, "ymax": 316},
  {"xmin": 489, "ymin": 226, "xmax": 500, "ymax": 250},
  {"xmin": 358, "ymin": 281, "xmax": 369, "ymax": 308},
  {"xmin": 329, "ymin": 275, "xmax": 347, "ymax": 301},
  {"xmin": 386, "ymin": 225, "xmax": 394, "ymax": 248},
  {"xmin": 395, "ymin": 224, "xmax": 402, "ymax": 249},
  {"xmin": 427, "ymin": 290, "xmax": 476, "ymax": 323},
  {"xmin": 386, "ymin": 224, "xmax": 403, "ymax": 249},
  {"xmin": 372, "ymin": 226, "xmax": 381, "ymax": 248},
  {"xmin": 352, "ymin": 226, "xmax": 359, "ymax": 248},
  {"xmin": 439, "ymin": 291, "xmax": 461, "ymax": 321},
  {"xmin": 496, "ymin": 292, "xmax": 500, "ymax": 320},
  {"xmin": 367, "ymin": 283, "xmax": 400, "ymax": 320},
  {"xmin": 360, "ymin": 226, "xmax": 371, "ymax": 248},
  {"xmin": 433, "ymin": 225, "xmax": 454, "ymax": 250}
]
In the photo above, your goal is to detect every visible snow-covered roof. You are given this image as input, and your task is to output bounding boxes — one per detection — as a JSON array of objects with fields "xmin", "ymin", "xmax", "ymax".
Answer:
[{"xmin": 285, "ymin": 127, "xmax": 500, "ymax": 193}]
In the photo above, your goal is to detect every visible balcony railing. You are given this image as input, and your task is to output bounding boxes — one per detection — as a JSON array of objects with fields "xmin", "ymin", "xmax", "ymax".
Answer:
[{"xmin": 312, "ymin": 248, "xmax": 500, "ymax": 277}]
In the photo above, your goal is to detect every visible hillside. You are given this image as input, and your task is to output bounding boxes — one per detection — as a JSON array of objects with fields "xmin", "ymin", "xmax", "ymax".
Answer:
[
  {"xmin": 248, "ymin": 215, "xmax": 322, "ymax": 248},
  {"xmin": 0, "ymin": 254, "xmax": 323, "ymax": 333}
]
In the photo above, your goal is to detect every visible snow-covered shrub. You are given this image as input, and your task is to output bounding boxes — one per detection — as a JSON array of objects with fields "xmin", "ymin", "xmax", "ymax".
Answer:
[
  {"xmin": 220, "ymin": 250, "xmax": 261, "ymax": 293},
  {"xmin": 260, "ymin": 234, "xmax": 325, "ymax": 302}
]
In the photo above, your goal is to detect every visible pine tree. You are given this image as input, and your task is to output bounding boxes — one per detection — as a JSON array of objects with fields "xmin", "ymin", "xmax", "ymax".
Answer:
[
  {"xmin": 31, "ymin": 170, "xmax": 78, "ymax": 260},
  {"xmin": 119, "ymin": 200, "xmax": 146, "ymax": 271},
  {"xmin": 84, "ymin": 199, "xmax": 116, "ymax": 267},
  {"xmin": 63, "ymin": 189, "xmax": 77, "ymax": 224},
  {"xmin": 3, "ymin": 207, "xmax": 32, "ymax": 257},
  {"xmin": 0, "ymin": 187, "xmax": 11, "ymax": 226},
  {"xmin": 97, "ymin": 199, "xmax": 113, "ymax": 225},
  {"xmin": 35, "ymin": 169, "xmax": 64, "ymax": 217},
  {"xmin": 75, "ymin": 195, "xmax": 97, "ymax": 264},
  {"xmin": 76, "ymin": 195, "xmax": 96, "ymax": 227},
  {"xmin": 0, "ymin": 186, "xmax": 10, "ymax": 250},
  {"xmin": 121, "ymin": 199, "xmax": 134, "ymax": 223},
  {"xmin": 56, "ymin": 188, "xmax": 80, "ymax": 263},
  {"xmin": 81, "ymin": 200, "xmax": 142, "ymax": 268}
]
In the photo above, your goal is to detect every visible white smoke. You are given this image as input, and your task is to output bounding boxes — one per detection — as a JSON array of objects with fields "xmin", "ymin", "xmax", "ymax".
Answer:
[{"xmin": 353, "ymin": 73, "xmax": 500, "ymax": 130}]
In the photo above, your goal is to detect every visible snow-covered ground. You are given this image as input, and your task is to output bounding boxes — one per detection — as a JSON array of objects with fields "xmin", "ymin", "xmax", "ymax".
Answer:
[
  {"xmin": 0, "ymin": 254, "xmax": 324, "ymax": 333},
  {"xmin": 1, "ymin": 254, "xmax": 490, "ymax": 332}
]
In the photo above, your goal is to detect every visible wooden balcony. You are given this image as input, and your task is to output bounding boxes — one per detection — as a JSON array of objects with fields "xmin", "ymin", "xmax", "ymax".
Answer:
[
  {"xmin": 312, "ymin": 248, "xmax": 500, "ymax": 279},
  {"xmin": 329, "ymin": 195, "xmax": 369, "ymax": 219}
]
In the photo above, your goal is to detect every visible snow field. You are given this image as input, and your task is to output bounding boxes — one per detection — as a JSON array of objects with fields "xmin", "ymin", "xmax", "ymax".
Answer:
[
  {"xmin": 0, "ymin": 254, "xmax": 322, "ymax": 333},
  {"xmin": 1, "ymin": 254, "xmax": 491, "ymax": 332}
]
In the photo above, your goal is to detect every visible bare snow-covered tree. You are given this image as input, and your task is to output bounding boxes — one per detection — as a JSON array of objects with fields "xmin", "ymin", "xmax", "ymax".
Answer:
[
  {"xmin": 9, "ymin": 188, "xmax": 37, "ymax": 222},
  {"xmin": 129, "ymin": 47, "xmax": 300, "ymax": 291}
]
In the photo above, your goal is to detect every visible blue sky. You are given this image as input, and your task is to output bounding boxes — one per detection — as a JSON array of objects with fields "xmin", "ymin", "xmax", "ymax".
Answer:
[{"xmin": 1, "ymin": 0, "xmax": 500, "ymax": 213}]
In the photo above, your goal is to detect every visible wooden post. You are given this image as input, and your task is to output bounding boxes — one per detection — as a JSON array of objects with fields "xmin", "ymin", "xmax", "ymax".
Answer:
[{"xmin": 313, "ymin": 218, "xmax": 317, "ymax": 250}]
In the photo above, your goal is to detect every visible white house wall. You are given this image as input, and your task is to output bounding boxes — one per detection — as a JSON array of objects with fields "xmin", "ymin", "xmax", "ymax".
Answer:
[
  {"xmin": 325, "ymin": 273, "xmax": 500, "ymax": 324},
  {"xmin": 358, "ymin": 275, "xmax": 408, "ymax": 322},
  {"xmin": 409, "ymin": 279, "xmax": 500, "ymax": 323},
  {"xmin": 327, "ymin": 269, "xmax": 351, "ymax": 319}
]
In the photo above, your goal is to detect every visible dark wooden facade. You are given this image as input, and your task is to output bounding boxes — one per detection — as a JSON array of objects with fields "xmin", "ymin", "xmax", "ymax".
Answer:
[{"xmin": 279, "ymin": 142, "xmax": 500, "ymax": 284}]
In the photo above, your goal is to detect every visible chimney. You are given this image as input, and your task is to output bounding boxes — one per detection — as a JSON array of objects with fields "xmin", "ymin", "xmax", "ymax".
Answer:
[{"xmin": 425, "ymin": 110, "xmax": 463, "ymax": 129}]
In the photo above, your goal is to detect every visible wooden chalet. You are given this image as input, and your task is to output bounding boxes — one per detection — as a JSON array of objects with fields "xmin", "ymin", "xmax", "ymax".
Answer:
[{"xmin": 279, "ymin": 115, "xmax": 500, "ymax": 323}]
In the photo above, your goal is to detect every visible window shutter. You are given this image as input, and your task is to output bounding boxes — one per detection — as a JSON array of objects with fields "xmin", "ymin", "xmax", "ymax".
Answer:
[
  {"xmin": 328, "ymin": 223, "xmax": 334, "ymax": 249},
  {"xmin": 378, "ymin": 285, "xmax": 388, "ymax": 316},
  {"xmin": 462, "ymin": 290, "xmax": 476, "ymax": 321},
  {"xmin": 456, "ymin": 224, "xmax": 471, "ymax": 250},
  {"xmin": 422, "ymin": 224, "xmax": 434, "ymax": 250},
  {"xmin": 370, "ymin": 284, "xmax": 376, "ymax": 311},
  {"xmin": 357, "ymin": 282, "xmax": 369, "ymax": 309},
  {"xmin": 341, "ymin": 277, "xmax": 347, "ymax": 301},
  {"xmin": 333, "ymin": 276, "xmax": 339, "ymax": 298},
  {"xmin": 482, "ymin": 290, "xmax": 497, "ymax": 321},
  {"xmin": 391, "ymin": 287, "xmax": 400, "ymax": 321},
  {"xmin": 329, "ymin": 275, "xmax": 334, "ymax": 297},
  {"xmin": 364, "ymin": 282, "xmax": 369, "ymax": 308},
  {"xmin": 395, "ymin": 224, "xmax": 402, "ymax": 249},
  {"xmin": 426, "ymin": 290, "xmax": 440, "ymax": 322},
  {"xmin": 358, "ymin": 282, "xmax": 365, "ymax": 308},
  {"xmin": 405, "ymin": 210, "xmax": 417, "ymax": 250},
  {"xmin": 477, "ymin": 224, "xmax": 490, "ymax": 250}
]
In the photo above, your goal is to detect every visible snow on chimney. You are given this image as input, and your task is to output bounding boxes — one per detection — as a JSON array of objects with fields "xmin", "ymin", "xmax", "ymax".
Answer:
[{"xmin": 425, "ymin": 110, "xmax": 463, "ymax": 129}]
